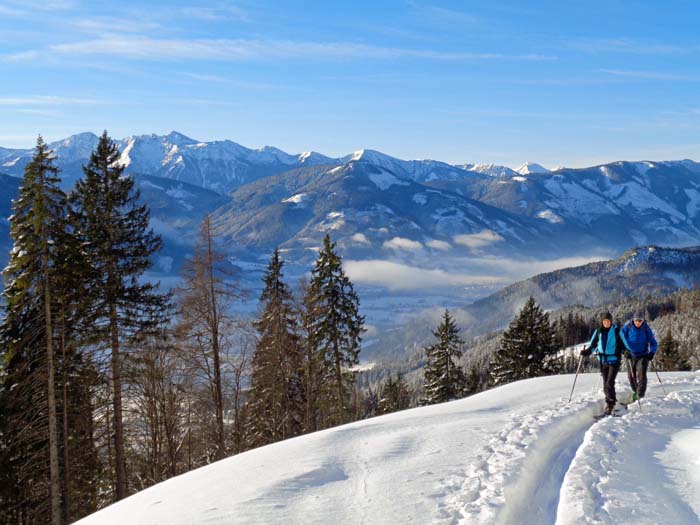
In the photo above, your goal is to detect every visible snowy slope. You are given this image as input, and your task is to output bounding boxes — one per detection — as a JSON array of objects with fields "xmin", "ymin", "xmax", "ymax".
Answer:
[{"xmin": 77, "ymin": 371, "xmax": 700, "ymax": 525}]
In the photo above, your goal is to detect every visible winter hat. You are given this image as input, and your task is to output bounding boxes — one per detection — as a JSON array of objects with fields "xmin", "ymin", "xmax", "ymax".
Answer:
[
  {"xmin": 601, "ymin": 312, "xmax": 613, "ymax": 322},
  {"xmin": 632, "ymin": 312, "xmax": 644, "ymax": 321}
]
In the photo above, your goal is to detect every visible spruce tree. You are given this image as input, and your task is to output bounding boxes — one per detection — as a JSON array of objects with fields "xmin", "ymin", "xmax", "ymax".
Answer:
[
  {"xmin": 247, "ymin": 248, "xmax": 305, "ymax": 447},
  {"xmin": 378, "ymin": 373, "xmax": 411, "ymax": 413},
  {"xmin": 422, "ymin": 310, "xmax": 466, "ymax": 405},
  {"xmin": 55, "ymin": 198, "xmax": 101, "ymax": 523},
  {"xmin": 70, "ymin": 131, "xmax": 169, "ymax": 501},
  {"xmin": 304, "ymin": 234, "xmax": 364, "ymax": 428},
  {"xmin": 492, "ymin": 297, "xmax": 559, "ymax": 385},
  {"xmin": 464, "ymin": 365, "xmax": 481, "ymax": 395},
  {"xmin": 656, "ymin": 330, "xmax": 691, "ymax": 371},
  {"xmin": 297, "ymin": 276, "xmax": 321, "ymax": 432},
  {"xmin": 0, "ymin": 137, "xmax": 67, "ymax": 524}
]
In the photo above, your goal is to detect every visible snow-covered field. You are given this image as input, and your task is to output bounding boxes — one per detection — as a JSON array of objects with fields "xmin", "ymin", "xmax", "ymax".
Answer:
[{"xmin": 77, "ymin": 371, "xmax": 700, "ymax": 524}]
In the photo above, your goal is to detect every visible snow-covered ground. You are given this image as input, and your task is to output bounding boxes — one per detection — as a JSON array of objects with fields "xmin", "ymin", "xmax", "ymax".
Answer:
[{"xmin": 77, "ymin": 371, "xmax": 700, "ymax": 525}]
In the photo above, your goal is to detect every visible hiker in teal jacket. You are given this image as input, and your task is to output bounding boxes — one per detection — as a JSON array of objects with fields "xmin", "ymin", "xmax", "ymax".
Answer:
[
  {"xmin": 621, "ymin": 312, "xmax": 658, "ymax": 400},
  {"xmin": 580, "ymin": 312, "xmax": 632, "ymax": 415}
]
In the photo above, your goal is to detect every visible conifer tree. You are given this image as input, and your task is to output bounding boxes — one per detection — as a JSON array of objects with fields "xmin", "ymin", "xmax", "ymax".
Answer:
[
  {"xmin": 464, "ymin": 365, "xmax": 481, "ymax": 395},
  {"xmin": 70, "ymin": 131, "xmax": 169, "ymax": 501},
  {"xmin": 304, "ymin": 234, "xmax": 364, "ymax": 428},
  {"xmin": 297, "ymin": 276, "xmax": 321, "ymax": 432},
  {"xmin": 0, "ymin": 137, "xmax": 67, "ymax": 524},
  {"xmin": 378, "ymin": 373, "xmax": 411, "ymax": 413},
  {"xmin": 656, "ymin": 330, "xmax": 691, "ymax": 371},
  {"xmin": 363, "ymin": 387, "xmax": 379, "ymax": 418},
  {"xmin": 55, "ymin": 199, "xmax": 101, "ymax": 523},
  {"xmin": 246, "ymin": 248, "xmax": 305, "ymax": 447},
  {"xmin": 492, "ymin": 297, "xmax": 559, "ymax": 385},
  {"xmin": 422, "ymin": 310, "xmax": 466, "ymax": 405}
]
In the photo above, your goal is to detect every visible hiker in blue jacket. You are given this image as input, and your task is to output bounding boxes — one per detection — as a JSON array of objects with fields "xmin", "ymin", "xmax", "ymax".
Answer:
[
  {"xmin": 580, "ymin": 312, "xmax": 632, "ymax": 415},
  {"xmin": 621, "ymin": 312, "xmax": 658, "ymax": 400}
]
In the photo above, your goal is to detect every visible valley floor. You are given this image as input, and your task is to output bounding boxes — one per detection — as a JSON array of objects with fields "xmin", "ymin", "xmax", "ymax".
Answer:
[{"xmin": 77, "ymin": 371, "xmax": 700, "ymax": 525}]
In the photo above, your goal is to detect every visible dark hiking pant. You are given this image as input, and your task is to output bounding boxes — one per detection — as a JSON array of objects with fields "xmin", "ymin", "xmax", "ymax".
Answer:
[
  {"xmin": 601, "ymin": 363, "xmax": 620, "ymax": 408},
  {"xmin": 627, "ymin": 356, "xmax": 649, "ymax": 398}
]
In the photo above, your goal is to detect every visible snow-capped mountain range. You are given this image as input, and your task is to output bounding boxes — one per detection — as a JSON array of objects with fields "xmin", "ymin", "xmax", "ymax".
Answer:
[
  {"xmin": 0, "ymin": 132, "xmax": 471, "ymax": 193},
  {"xmin": 2, "ymin": 131, "xmax": 700, "ymax": 277}
]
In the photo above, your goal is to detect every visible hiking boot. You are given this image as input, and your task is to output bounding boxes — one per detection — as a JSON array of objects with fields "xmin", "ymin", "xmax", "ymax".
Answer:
[
  {"xmin": 605, "ymin": 405, "xmax": 614, "ymax": 416},
  {"xmin": 632, "ymin": 392, "xmax": 639, "ymax": 402}
]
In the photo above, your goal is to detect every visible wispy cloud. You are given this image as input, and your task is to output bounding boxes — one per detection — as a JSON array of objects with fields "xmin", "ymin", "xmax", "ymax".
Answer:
[
  {"xmin": 440, "ymin": 108, "xmax": 606, "ymax": 120},
  {"xmin": 177, "ymin": 72, "xmax": 286, "ymax": 91},
  {"xmin": 569, "ymin": 37, "xmax": 693, "ymax": 55},
  {"xmin": 13, "ymin": 108, "xmax": 63, "ymax": 117},
  {"xmin": 3, "ymin": 0, "xmax": 76, "ymax": 11},
  {"xmin": 0, "ymin": 95, "xmax": 101, "ymax": 106},
  {"xmin": 73, "ymin": 17, "xmax": 161, "ymax": 35},
  {"xmin": 178, "ymin": 5, "xmax": 251, "ymax": 23},
  {"xmin": 600, "ymin": 69, "xmax": 700, "ymax": 81},
  {"xmin": 161, "ymin": 97, "xmax": 239, "ymax": 107},
  {"xmin": 464, "ymin": 255, "xmax": 608, "ymax": 280},
  {"xmin": 659, "ymin": 108, "xmax": 700, "ymax": 117},
  {"xmin": 0, "ymin": 0, "xmax": 76, "ymax": 17},
  {"xmin": 407, "ymin": 1, "xmax": 480, "ymax": 25},
  {"xmin": 344, "ymin": 259, "xmax": 504, "ymax": 291},
  {"xmin": 345, "ymin": 254, "xmax": 609, "ymax": 292},
  {"xmin": 3, "ymin": 35, "xmax": 558, "ymax": 63}
]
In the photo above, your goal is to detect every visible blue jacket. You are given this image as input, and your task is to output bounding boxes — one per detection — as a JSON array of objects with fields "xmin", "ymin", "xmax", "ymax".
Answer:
[
  {"xmin": 587, "ymin": 324, "xmax": 631, "ymax": 365},
  {"xmin": 621, "ymin": 321, "xmax": 658, "ymax": 357}
]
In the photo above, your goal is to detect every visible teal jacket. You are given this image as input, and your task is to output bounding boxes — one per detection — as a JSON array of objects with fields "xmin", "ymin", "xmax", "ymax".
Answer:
[{"xmin": 587, "ymin": 324, "xmax": 631, "ymax": 365}]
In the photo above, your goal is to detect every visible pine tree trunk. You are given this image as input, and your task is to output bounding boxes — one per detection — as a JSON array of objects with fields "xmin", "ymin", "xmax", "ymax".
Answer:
[
  {"xmin": 60, "ymin": 316, "xmax": 71, "ymax": 524},
  {"xmin": 305, "ymin": 347, "xmax": 316, "ymax": 432},
  {"xmin": 334, "ymin": 338, "xmax": 344, "ymax": 425},
  {"xmin": 45, "ymin": 275, "xmax": 63, "ymax": 525},
  {"xmin": 110, "ymin": 302, "xmax": 128, "ymax": 500}
]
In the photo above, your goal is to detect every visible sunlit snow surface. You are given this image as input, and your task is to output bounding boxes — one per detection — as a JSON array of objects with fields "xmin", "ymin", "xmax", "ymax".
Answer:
[{"xmin": 77, "ymin": 372, "xmax": 700, "ymax": 525}]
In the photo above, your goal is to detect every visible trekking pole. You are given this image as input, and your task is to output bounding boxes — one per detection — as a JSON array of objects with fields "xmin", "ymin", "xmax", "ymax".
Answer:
[
  {"xmin": 624, "ymin": 355, "xmax": 642, "ymax": 411},
  {"xmin": 568, "ymin": 351, "xmax": 585, "ymax": 403},
  {"xmin": 650, "ymin": 360, "xmax": 668, "ymax": 396}
]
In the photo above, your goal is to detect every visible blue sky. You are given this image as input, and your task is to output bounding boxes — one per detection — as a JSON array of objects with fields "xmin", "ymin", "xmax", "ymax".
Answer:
[{"xmin": 1, "ymin": 0, "xmax": 699, "ymax": 167}]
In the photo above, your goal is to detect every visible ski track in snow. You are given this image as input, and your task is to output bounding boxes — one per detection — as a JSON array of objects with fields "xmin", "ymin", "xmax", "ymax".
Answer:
[
  {"xmin": 557, "ymin": 377, "xmax": 700, "ymax": 525},
  {"xmin": 444, "ymin": 387, "xmax": 603, "ymax": 524},
  {"xmin": 446, "ymin": 374, "xmax": 700, "ymax": 525}
]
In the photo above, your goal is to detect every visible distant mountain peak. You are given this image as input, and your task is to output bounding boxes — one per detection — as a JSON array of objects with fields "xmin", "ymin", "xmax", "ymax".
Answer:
[
  {"xmin": 47, "ymin": 132, "xmax": 100, "ymax": 162},
  {"xmin": 50, "ymin": 131, "xmax": 98, "ymax": 147},
  {"xmin": 349, "ymin": 149, "xmax": 372, "ymax": 162},
  {"xmin": 165, "ymin": 131, "xmax": 197, "ymax": 145},
  {"xmin": 515, "ymin": 162, "xmax": 549, "ymax": 175},
  {"xmin": 463, "ymin": 163, "xmax": 518, "ymax": 178}
]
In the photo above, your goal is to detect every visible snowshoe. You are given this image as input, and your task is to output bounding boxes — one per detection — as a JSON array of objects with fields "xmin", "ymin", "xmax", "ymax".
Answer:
[{"xmin": 594, "ymin": 404, "xmax": 620, "ymax": 419}]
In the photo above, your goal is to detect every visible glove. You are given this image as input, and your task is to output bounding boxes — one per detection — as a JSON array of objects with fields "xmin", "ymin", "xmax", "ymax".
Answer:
[
  {"xmin": 580, "ymin": 348, "xmax": 592, "ymax": 357},
  {"xmin": 624, "ymin": 349, "xmax": 631, "ymax": 359},
  {"xmin": 647, "ymin": 352, "xmax": 654, "ymax": 361}
]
